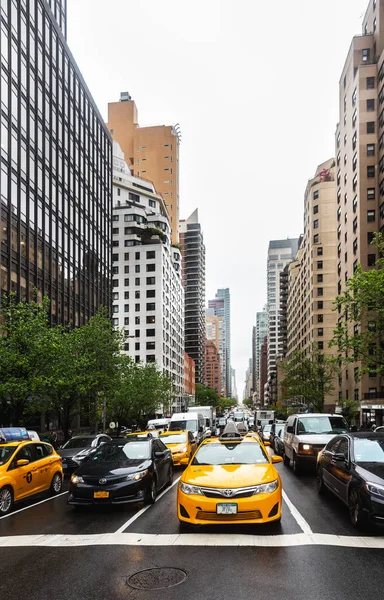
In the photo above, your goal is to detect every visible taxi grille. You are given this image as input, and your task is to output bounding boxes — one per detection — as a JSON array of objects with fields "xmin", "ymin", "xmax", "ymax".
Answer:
[
  {"xmin": 203, "ymin": 488, "xmax": 255, "ymax": 499},
  {"xmin": 196, "ymin": 510, "xmax": 262, "ymax": 521}
]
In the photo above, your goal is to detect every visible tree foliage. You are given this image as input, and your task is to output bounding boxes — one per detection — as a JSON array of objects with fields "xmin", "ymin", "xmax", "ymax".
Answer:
[
  {"xmin": 280, "ymin": 351, "xmax": 338, "ymax": 413},
  {"xmin": 331, "ymin": 233, "xmax": 384, "ymax": 377},
  {"xmin": 195, "ymin": 383, "xmax": 220, "ymax": 408}
]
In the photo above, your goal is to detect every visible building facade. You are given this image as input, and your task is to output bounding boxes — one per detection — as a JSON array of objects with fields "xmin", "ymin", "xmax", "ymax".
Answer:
[
  {"xmin": 184, "ymin": 353, "xmax": 196, "ymax": 406},
  {"xmin": 259, "ymin": 335, "xmax": 268, "ymax": 405},
  {"xmin": 334, "ymin": 0, "xmax": 384, "ymax": 415},
  {"xmin": 206, "ymin": 314, "xmax": 226, "ymax": 396},
  {"xmin": 112, "ymin": 142, "xmax": 184, "ymax": 410},
  {"xmin": 251, "ymin": 325, "xmax": 257, "ymax": 397},
  {"xmin": 286, "ymin": 160, "xmax": 338, "ymax": 410},
  {"xmin": 0, "ymin": 0, "xmax": 112, "ymax": 325},
  {"xmin": 107, "ymin": 93, "xmax": 180, "ymax": 242},
  {"xmin": 204, "ymin": 340, "xmax": 221, "ymax": 396},
  {"xmin": 255, "ymin": 307, "xmax": 268, "ymax": 402},
  {"xmin": 179, "ymin": 209, "xmax": 206, "ymax": 384},
  {"xmin": 266, "ymin": 239, "xmax": 299, "ymax": 404},
  {"xmin": 208, "ymin": 288, "xmax": 231, "ymax": 397}
]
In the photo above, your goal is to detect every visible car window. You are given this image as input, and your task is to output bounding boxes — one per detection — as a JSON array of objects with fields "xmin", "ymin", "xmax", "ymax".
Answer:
[
  {"xmin": 34, "ymin": 443, "xmax": 49, "ymax": 460},
  {"xmin": 334, "ymin": 438, "xmax": 349, "ymax": 459},
  {"xmin": 153, "ymin": 439, "xmax": 165, "ymax": 453},
  {"xmin": 353, "ymin": 438, "xmax": 384, "ymax": 463},
  {"xmin": 62, "ymin": 437, "xmax": 94, "ymax": 449},
  {"xmin": 41, "ymin": 443, "xmax": 53, "ymax": 456},
  {"xmin": 0, "ymin": 446, "xmax": 17, "ymax": 466},
  {"xmin": 325, "ymin": 437, "xmax": 341, "ymax": 452},
  {"xmin": 9, "ymin": 444, "xmax": 36, "ymax": 469}
]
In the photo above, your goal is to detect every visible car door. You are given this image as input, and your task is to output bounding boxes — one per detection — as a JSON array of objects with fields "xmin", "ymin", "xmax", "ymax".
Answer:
[
  {"xmin": 7, "ymin": 444, "xmax": 39, "ymax": 500},
  {"xmin": 153, "ymin": 439, "xmax": 168, "ymax": 487},
  {"xmin": 33, "ymin": 443, "xmax": 54, "ymax": 491},
  {"xmin": 284, "ymin": 417, "xmax": 296, "ymax": 459},
  {"xmin": 328, "ymin": 437, "xmax": 351, "ymax": 503},
  {"xmin": 320, "ymin": 437, "xmax": 341, "ymax": 491}
]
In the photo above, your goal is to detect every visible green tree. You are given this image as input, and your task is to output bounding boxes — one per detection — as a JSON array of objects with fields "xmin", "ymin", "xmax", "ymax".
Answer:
[
  {"xmin": 0, "ymin": 294, "xmax": 55, "ymax": 425},
  {"xmin": 331, "ymin": 233, "xmax": 384, "ymax": 377},
  {"xmin": 338, "ymin": 398, "xmax": 360, "ymax": 425},
  {"xmin": 280, "ymin": 350, "xmax": 338, "ymax": 413},
  {"xmin": 195, "ymin": 383, "xmax": 220, "ymax": 407},
  {"xmin": 243, "ymin": 398, "xmax": 254, "ymax": 409}
]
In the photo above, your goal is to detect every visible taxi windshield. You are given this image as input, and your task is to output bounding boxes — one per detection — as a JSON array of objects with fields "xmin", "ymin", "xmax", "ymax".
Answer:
[
  {"xmin": 91, "ymin": 441, "xmax": 151, "ymax": 462},
  {"xmin": 192, "ymin": 442, "xmax": 268, "ymax": 465},
  {"xmin": 62, "ymin": 437, "xmax": 94, "ymax": 449},
  {"xmin": 0, "ymin": 446, "xmax": 16, "ymax": 466},
  {"xmin": 160, "ymin": 434, "xmax": 187, "ymax": 444}
]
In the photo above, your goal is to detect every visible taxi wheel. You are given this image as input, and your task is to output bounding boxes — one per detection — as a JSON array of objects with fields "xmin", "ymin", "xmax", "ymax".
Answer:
[
  {"xmin": 144, "ymin": 477, "xmax": 157, "ymax": 505},
  {"xmin": 50, "ymin": 472, "xmax": 63, "ymax": 495},
  {"xmin": 0, "ymin": 486, "xmax": 13, "ymax": 515}
]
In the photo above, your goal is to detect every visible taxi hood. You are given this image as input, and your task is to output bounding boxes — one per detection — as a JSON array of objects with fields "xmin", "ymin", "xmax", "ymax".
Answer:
[{"xmin": 183, "ymin": 463, "xmax": 277, "ymax": 488}]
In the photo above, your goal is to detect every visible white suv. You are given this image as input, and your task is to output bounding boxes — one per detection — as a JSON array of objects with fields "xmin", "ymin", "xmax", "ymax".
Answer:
[{"xmin": 283, "ymin": 413, "xmax": 349, "ymax": 474}]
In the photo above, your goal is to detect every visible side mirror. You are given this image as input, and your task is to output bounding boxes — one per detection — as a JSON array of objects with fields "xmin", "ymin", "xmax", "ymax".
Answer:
[
  {"xmin": 154, "ymin": 451, "xmax": 165, "ymax": 458},
  {"xmin": 16, "ymin": 459, "xmax": 29, "ymax": 467},
  {"xmin": 334, "ymin": 452, "xmax": 346, "ymax": 462},
  {"xmin": 271, "ymin": 455, "xmax": 283, "ymax": 464}
]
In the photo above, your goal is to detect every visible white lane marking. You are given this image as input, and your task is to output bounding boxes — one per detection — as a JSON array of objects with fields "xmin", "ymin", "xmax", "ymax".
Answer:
[
  {"xmin": 1, "ymin": 532, "xmax": 384, "ymax": 548},
  {"xmin": 0, "ymin": 492, "xmax": 68, "ymax": 521},
  {"xmin": 114, "ymin": 476, "xmax": 181, "ymax": 534},
  {"xmin": 282, "ymin": 490, "xmax": 313, "ymax": 535}
]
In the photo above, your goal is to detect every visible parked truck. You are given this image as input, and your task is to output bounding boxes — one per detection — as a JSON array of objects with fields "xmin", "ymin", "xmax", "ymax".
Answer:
[{"xmin": 188, "ymin": 406, "xmax": 216, "ymax": 432}]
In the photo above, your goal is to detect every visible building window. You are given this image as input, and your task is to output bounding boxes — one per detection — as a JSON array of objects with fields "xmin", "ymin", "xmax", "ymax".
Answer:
[
  {"xmin": 135, "ymin": 304, "xmax": 140, "ymax": 312},
  {"xmin": 124, "ymin": 343, "xmax": 129, "ymax": 352},
  {"xmin": 135, "ymin": 252, "xmax": 140, "ymax": 260},
  {"xmin": 125, "ymin": 291, "xmax": 129, "ymax": 299},
  {"xmin": 135, "ymin": 356, "xmax": 140, "ymax": 364},
  {"xmin": 112, "ymin": 318, "xmax": 119, "ymax": 327},
  {"xmin": 112, "ymin": 305, "xmax": 119, "ymax": 314},
  {"xmin": 367, "ymin": 121, "xmax": 375, "ymax": 133},
  {"xmin": 112, "ymin": 292, "xmax": 119, "ymax": 301},
  {"xmin": 147, "ymin": 290, "xmax": 155, "ymax": 298},
  {"xmin": 317, "ymin": 288, "xmax": 323, "ymax": 296},
  {"xmin": 367, "ymin": 165, "xmax": 375, "ymax": 178},
  {"xmin": 353, "ymin": 238, "xmax": 358, "ymax": 253},
  {"xmin": 146, "ymin": 303, "xmax": 156, "ymax": 310},
  {"xmin": 367, "ymin": 209, "xmax": 376, "ymax": 222},
  {"xmin": 353, "ymin": 260, "xmax": 358, "ymax": 272},
  {"xmin": 125, "ymin": 253, "xmax": 130, "ymax": 260},
  {"xmin": 112, "ymin": 266, "xmax": 119, "ymax": 274},
  {"xmin": 317, "ymin": 247, "xmax": 323, "ymax": 256},
  {"xmin": 146, "ymin": 329, "xmax": 156, "ymax": 337},
  {"xmin": 146, "ymin": 251, "xmax": 156, "ymax": 259},
  {"xmin": 367, "ymin": 188, "xmax": 376, "ymax": 200},
  {"xmin": 318, "ymin": 301, "xmax": 323, "ymax": 309},
  {"xmin": 367, "ymin": 144, "xmax": 375, "ymax": 156},
  {"xmin": 146, "ymin": 316, "xmax": 155, "ymax": 324},
  {"xmin": 112, "ymin": 228, "xmax": 119, "ymax": 235},
  {"xmin": 124, "ymin": 266, "xmax": 129, "ymax": 274},
  {"xmin": 135, "ymin": 265, "xmax": 140, "ymax": 273},
  {"xmin": 146, "ymin": 264, "xmax": 156, "ymax": 272},
  {"xmin": 135, "ymin": 291, "xmax": 140, "ymax": 299},
  {"xmin": 318, "ymin": 328, "xmax": 324, "ymax": 336},
  {"xmin": 112, "ymin": 215, "xmax": 119, "ymax": 222},
  {"xmin": 117, "ymin": 188, "xmax": 121, "ymax": 197},
  {"xmin": 313, "ymin": 219, "xmax": 319, "ymax": 229},
  {"xmin": 367, "ymin": 98, "xmax": 375, "ymax": 111},
  {"xmin": 313, "ymin": 205, "xmax": 319, "ymax": 214},
  {"xmin": 313, "ymin": 190, "xmax": 319, "ymax": 200},
  {"xmin": 124, "ymin": 317, "xmax": 129, "ymax": 326},
  {"xmin": 146, "ymin": 355, "xmax": 156, "ymax": 363},
  {"xmin": 362, "ymin": 48, "xmax": 370, "ymax": 62},
  {"xmin": 368, "ymin": 233, "xmax": 375, "ymax": 245},
  {"xmin": 112, "ymin": 253, "xmax": 119, "ymax": 262},
  {"xmin": 135, "ymin": 278, "xmax": 140, "ymax": 286},
  {"xmin": 318, "ymin": 314, "xmax": 324, "ymax": 323},
  {"xmin": 124, "ymin": 278, "xmax": 129, "ymax": 286},
  {"xmin": 124, "ymin": 304, "xmax": 129, "ymax": 312},
  {"xmin": 368, "ymin": 253, "xmax": 376, "ymax": 266},
  {"xmin": 317, "ymin": 261, "xmax": 323, "ymax": 269},
  {"xmin": 367, "ymin": 76, "xmax": 375, "ymax": 89},
  {"xmin": 146, "ymin": 277, "xmax": 156, "ymax": 285},
  {"xmin": 149, "ymin": 200, "xmax": 156, "ymax": 208},
  {"xmin": 135, "ymin": 316, "xmax": 140, "ymax": 325},
  {"xmin": 112, "ymin": 280, "xmax": 119, "ymax": 288},
  {"xmin": 146, "ymin": 342, "xmax": 156, "ymax": 350},
  {"xmin": 317, "ymin": 274, "xmax": 323, "ymax": 283},
  {"xmin": 318, "ymin": 341, "xmax": 324, "ymax": 350}
]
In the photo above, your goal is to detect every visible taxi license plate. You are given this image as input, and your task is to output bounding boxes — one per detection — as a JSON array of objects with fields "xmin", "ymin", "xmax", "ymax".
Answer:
[
  {"xmin": 94, "ymin": 491, "xmax": 109, "ymax": 499},
  {"xmin": 217, "ymin": 503, "xmax": 237, "ymax": 515}
]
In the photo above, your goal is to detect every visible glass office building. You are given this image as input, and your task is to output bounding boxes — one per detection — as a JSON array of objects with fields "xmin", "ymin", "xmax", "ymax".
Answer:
[{"xmin": 0, "ymin": 0, "xmax": 112, "ymax": 325}]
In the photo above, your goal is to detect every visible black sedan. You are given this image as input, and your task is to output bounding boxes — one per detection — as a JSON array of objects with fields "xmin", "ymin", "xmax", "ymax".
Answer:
[
  {"xmin": 58, "ymin": 434, "xmax": 111, "ymax": 474},
  {"xmin": 317, "ymin": 432, "xmax": 384, "ymax": 528},
  {"xmin": 68, "ymin": 437, "xmax": 173, "ymax": 507},
  {"xmin": 273, "ymin": 425, "xmax": 285, "ymax": 456}
]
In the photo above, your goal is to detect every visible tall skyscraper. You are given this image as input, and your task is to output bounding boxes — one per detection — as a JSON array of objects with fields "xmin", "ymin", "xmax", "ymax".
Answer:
[
  {"xmin": 266, "ymin": 239, "xmax": 299, "ymax": 404},
  {"xmin": 208, "ymin": 288, "xmax": 231, "ymax": 397},
  {"xmin": 255, "ymin": 307, "xmax": 268, "ymax": 401},
  {"xmin": 335, "ymin": 0, "xmax": 382, "ymax": 410},
  {"xmin": 179, "ymin": 210, "xmax": 206, "ymax": 384},
  {"xmin": 204, "ymin": 340, "xmax": 221, "ymax": 396},
  {"xmin": 107, "ymin": 93, "xmax": 180, "ymax": 242},
  {"xmin": 287, "ymin": 160, "xmax": 338, "ymax": 410},
  {"xmin": 206, "ymin": 314, "xmax": 226, "ymax": 396},
  {"xmin": 0, "ymin": 0, "xmax": 112, "ymax": 325},
  {"xmin": 251, "ymin": 326, "xmax": 257, "ymax": 397},
  {"xmin": 112, "ymin": 142, "xmax": 184, "ymax": 410}
]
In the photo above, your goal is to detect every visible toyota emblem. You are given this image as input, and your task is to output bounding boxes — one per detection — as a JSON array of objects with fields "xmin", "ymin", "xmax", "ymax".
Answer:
[
  {"xmin": 223, "ymin": 489, "xmax": 234, "ymax": 497},
  {"xmin": 99, "ymin": 478, "xmax": 107, "ymax": 485}
]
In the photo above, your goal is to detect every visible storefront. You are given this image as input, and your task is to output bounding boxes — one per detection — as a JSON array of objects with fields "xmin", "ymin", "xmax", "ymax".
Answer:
[{"xmin": 361, "ymin": 404, "xmax": 384, "ymax": 427}]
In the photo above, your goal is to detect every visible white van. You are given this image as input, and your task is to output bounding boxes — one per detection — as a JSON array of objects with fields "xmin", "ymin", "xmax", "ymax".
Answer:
[
  {"xmin": 147, "ymin": 418, "xmax": 170, "ymax": 431},
  {"xmin": 169, "ymin": 412, "xmax": 205, "ymax": 443}
]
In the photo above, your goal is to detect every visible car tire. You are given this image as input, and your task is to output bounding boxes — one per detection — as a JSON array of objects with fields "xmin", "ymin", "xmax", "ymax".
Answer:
[
  {"xmin": 166, "ymin": 465, "xmax": 173, "ymax": 487},
  {"xmin": 283, "ymin": 451, "xmax": 290, "ymax": 466},
  {"xmin": 50, "ymin": 472, "xmax": 63, "ymax": 495},
  {"xmin": 316, "ymin": 467, "xmax": 326, "ymax": 494},
  {"xmin": 144, "ymin": 477, "xmax": 157, "ymax": 505},
  {"xmin": 349, "ymin": 489, "xmax": 366, "ymax": 529},
  {"xmin": 0, "ymin": 486, "xmax": 13, "ymax": 516},
  {"xmin": 292, "ymin": 452, "xmax": 301, "ymax": 475}
]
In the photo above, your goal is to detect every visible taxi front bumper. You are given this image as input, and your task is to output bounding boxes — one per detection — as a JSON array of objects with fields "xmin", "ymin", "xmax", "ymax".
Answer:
[{"xmin": 177, "ymin": 486, "xmax": 282, "ymax": 525}]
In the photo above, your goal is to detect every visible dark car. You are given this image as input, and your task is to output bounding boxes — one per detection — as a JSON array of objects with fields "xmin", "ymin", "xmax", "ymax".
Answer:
[
  {"xmin": 273, "ymin": 425, "xmax": 285, "ymax": 456},
  {"xmin": 269, "ymin": 422, "xmax": 286, "ymax": 450},
  {"xmin": 58, "ymin": 434, "xmax": 111, "ymax": 474},
  {"xmin": 317, "ymin": 432, "xmax": 384, "ymax": 528},
  {"xmin": 261, "ymin": 424, "xmax": 273, "ymax": 444},
  {"xmin": 68, "ymin": 437, "xmax": 173, "ymax": 507}
]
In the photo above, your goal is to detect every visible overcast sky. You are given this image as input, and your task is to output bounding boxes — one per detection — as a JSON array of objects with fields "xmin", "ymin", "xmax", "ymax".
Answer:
[{"xmin": 67, "ymin": 0, "xmax": 369, "ymax": 396}]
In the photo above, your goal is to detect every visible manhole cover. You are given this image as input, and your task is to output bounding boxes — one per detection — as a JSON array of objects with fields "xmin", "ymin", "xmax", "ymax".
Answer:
[{"xmin": 127, "ymin": 567, "xmax": 188, "ymax": 590}]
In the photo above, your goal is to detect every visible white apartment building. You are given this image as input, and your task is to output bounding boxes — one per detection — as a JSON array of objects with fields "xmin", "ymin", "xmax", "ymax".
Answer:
[{"xmin": 112, "ymin": 142, "xmax": 184, "ymax": 411}]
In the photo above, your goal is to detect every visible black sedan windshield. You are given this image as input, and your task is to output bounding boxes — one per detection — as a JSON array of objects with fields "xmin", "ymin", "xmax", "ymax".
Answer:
[
  {"xmin": 192, "ymin": 442, "xmax": 268, "ymax": 465},
  {"xmin": 62, "ymin": 437, "xmax": 94, "ymax": 449},
  {"xmin": 297, "ymin": 416, "xmax": 348, "ymax": 435},
  {"xmin": 90, "ymin": 442, "xmax": 151, "ymax": 463},
  {"xmin": 354, "ymin": 438, "xmax": 384, "ymax": 463}
]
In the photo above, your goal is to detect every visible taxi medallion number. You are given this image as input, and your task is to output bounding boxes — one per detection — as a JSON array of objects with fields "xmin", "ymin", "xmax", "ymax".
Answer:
[
  {"xmin": 94, "ymin": 491, "xmax": 109, "ymax": 499},
  {"xmin": 216, "ymin": 503, "xmax": 237, "ymax": 515}
]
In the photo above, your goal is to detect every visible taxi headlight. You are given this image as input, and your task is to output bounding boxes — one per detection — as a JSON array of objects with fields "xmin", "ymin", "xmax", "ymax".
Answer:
[
  {"xmin": 71, "ymin": 474, "xmax": 84, "ymax": 484},
  {"xmin": 252, "ymin": 480, "xmax": 279, "ymax": 494},
  {"xmin": 126, "ymin": 469, "xmax": 148, "ymax": 481},
  {"xmin": 180, "ymin": 482, "xmax": 203, "ymax": 495},
  {"xmin": 365, "ymin": 481, "xmax": 384, "ymax": 498}
]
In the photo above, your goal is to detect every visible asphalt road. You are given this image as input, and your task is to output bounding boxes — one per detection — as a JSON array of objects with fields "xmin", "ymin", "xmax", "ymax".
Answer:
[{"xmin": 0, "ymin": 460, "xmax": 383, "ymax": 600}]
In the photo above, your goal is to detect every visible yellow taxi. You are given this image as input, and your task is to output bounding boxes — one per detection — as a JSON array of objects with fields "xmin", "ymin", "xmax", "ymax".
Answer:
[
  {"xmin": 0, "ymin": 428, "xmax": 63, "ymax": 515},
  {"xmin": 177, "ymin": 422, "xmax": 283, "ymax": 527},
  {"xmin": 159, "ymin": 430, "xmax": 197, "ymax": 466},
  {"xmin": 125, "ymin": 430, "xmax": 159, "ymax": 439}
]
